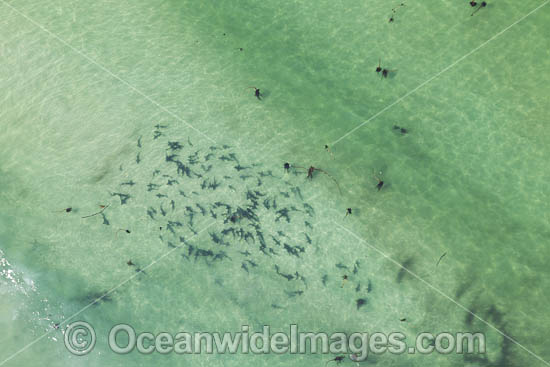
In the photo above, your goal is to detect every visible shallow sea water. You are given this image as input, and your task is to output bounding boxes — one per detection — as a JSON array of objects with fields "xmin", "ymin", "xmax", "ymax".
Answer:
[{"xmin": 1, "ymin": 0, "xmax": 550, "ymax": 366}]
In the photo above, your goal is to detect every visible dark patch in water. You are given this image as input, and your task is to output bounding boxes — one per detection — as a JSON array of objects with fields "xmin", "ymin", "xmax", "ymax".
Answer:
[
  {"xmin": 101, "ymin": 213, "xmax": 110, "ymax": 225},
  {"xmin": 396, "ymin": 258, "xmax": 414, "ymax": 283},
  {"xmin": 111, "ymin": 192, "xmax": 131, "ymax": 205},
  {"xmin": 275, "ymin": 265, "xmax": 294, "ymax": 281},
  {"xmin": 283, "ymin": 243, "xmax": 305, "ymax": 257},
  {"xmin": 335, "ymin": 263, "xmax": 349, "ymax": 271},
  {"xmin": 285, "ymin": 290, "xmax": 304, "ymax": 298}
]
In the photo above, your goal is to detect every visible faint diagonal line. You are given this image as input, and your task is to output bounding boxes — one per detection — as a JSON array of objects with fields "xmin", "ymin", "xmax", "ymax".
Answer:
[
  {"xmin": 333, "ymin": 221, "xmax": 550, "ymax": 366},
  {"xmin": 0, "ymin": 220, "xmax": 217, "ymax": 367},
  {"xmin": 0, "ymin": 0, "xmax": 217, "ymax": 144},
  {"xmin": 330, "ymin": 0, "xmax": 550, "ymax": 147}
]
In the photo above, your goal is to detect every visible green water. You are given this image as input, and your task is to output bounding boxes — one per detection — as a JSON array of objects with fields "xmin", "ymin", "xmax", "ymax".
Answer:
[{"xmin": 1, "ymin": 0, "xmax": 549, "ymax": 366}]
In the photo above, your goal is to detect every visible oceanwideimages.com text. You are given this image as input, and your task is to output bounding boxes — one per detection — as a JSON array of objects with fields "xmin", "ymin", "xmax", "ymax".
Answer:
[{"xmin": 64, "ymin": 322, "xmax": 486, "ymax": 360}]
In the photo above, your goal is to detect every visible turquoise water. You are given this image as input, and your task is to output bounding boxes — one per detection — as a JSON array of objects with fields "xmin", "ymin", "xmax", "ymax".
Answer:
[{"xmin": 1, "ymin": 0, "xmax": 550, "ymax": 366}]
